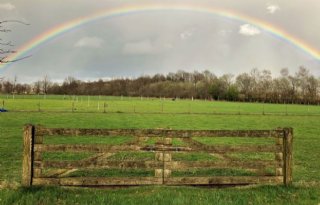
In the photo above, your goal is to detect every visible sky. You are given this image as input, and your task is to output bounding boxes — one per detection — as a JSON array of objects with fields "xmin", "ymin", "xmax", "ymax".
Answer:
[{"xmin": 0, "ymin": 0, "xmax": 320, "ymax": 83}]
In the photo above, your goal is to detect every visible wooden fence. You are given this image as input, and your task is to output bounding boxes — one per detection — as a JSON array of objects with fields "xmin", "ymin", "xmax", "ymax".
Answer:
[{"xmin": 22, "ymin": 125, "xmax": 293, "ymax": 187}]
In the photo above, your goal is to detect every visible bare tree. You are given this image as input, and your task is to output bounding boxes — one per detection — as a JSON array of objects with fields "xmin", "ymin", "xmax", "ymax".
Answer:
[
  {"xmin": 34, "ymin": 80, "xmax": 42, "ymax": 94},
  {"xmin": 258, "ymin": 70, "xmax": 272, "ymax": 101},
  {"xmin": 0, "ymin": 77, "xmax": 4, "ymax": 92},
  {"xmin": 2, "ymin": 80, "xmax": 13, "ymax": 94},
  {"xmin": 12, "ymin": 75, "xmax": 17, "ymax": 93},
  {"xmin": 236, "ymin": 72, "xmax": 254, "ymax": 101},
  {"xmin": 305, "ymin": 75, "xmax": 318, "ymax": 102},
  {"xmin": 0, "ymin": 20, "xmax": 30, "ymax": 64},
  {"xmin": 42, "ymin": 75, "xmax": 51, "ymax": 94},
  {"xmin": 280, "ymin": 68, "xmax": 289, "ymax": 77},
  {"xmin": 295, "ymin": 66, "xmax": 310, "ymax": 101}
]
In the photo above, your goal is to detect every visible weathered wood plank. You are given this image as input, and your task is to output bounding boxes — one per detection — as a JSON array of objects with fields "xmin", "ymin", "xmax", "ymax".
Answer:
[
  {"xmin": 142, "ymin": 145, "xmax": 282, "ymax": 153},
  {"xmin": 283, "ymin": 128, "xmax": 293, "ymax": 185},
  {"xmin": 58, "ymin": 169, "xmax": 79, "ymax": 177},
  {"xmin": 33, "ymin": 168, "xmax": 42, "ymax": 178},
  {"xmin": 34, "ymin": 160, "xmax": 163, "ymax": 169},
  {"xmin": 33, "ymin": 177, "xmax": 163, "ymax": 186},
  {"xmin": 22, "ymin": 124, "xmax": 34, "ymax": 187},
  {"xmin": 43, "ymin": 169, "xmax": 72, "ymax": 178},
  {"xmin": 275, "ymin": 168, "xmax": 283, "ymax": 176},
  {"xmin": 34, "ymin": 152, "xmax": 42, "ymax": 161},
  {"xmin": 34, "ymin": 135, "xmax": 43, "ymax": 144},
  {"xmin": 155, "ymin": 169, "xmax": 163, "ymax": 178},
  {"xmin": 275, "ymin": 153, "xmax": 283, "ymax": 161},
  {"xmin": 37, "ymin": 127, "xmax": 283, "ymax": 138},
  {"xmin": 165, "ymin": 160, "xmax": 282, "ymax": 170},
  {"xmin": 155, "ymin": 153, "xmax": 172, "ymax": 162},
  {"xmin": 164, "ymin": 169, "xmax": 171, "ymax": 178},
  {"xmin": 35, "ymin": 144, "xmax": 281, "ymax": 153},
  {"xmin": 40, "ymin": 168, "xmax": 79, "ymax": 178},
  {"xmin": 275, "ymin": 137, "xmax": 283, "ymax": 145},
  {"xmin": 34, "ymin": 125, "xmax": 44, "ymax": 145},
  {"xmin": 34, "ymin": 144, "xmax": 141, "ymax": 152},
  {"xmin": 164, "ymin": 138, "xmax": 172, "ymax": 146},
  {"xmin": 164, "ymin": 176, "xmax": 283, "ymax": 185},
  {"xmin": 155, "ymin": 152, "xmax": 163, "ymax": 161}
]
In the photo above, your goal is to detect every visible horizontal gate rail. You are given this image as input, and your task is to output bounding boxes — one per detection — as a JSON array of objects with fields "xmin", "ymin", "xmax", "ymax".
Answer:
[
  {"xmin": 34, "ymin": 144, "xmax": 282, "ymax": 153},
  {"xmin": 36, "ymin": 127, "xmax": 283, "ymax": 138},
  {"xmin": 22, "ymin": 125, "xmax": 293, "ymax": 187}
]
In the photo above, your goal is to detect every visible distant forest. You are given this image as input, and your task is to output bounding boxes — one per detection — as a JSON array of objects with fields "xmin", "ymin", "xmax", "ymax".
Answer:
[{"xmin": 1, "ymin": 67, "xmax": 320, "ymax": 104}]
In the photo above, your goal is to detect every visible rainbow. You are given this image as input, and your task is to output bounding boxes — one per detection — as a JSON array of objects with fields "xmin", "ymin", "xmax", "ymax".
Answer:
[{"xmin": 1, "ymin": 3, "xmax": 320, "ymax": 70}]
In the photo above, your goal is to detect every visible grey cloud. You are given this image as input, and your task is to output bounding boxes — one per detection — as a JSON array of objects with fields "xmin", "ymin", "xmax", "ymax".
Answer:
[
  {"xmin": 1, "ymin": 0, "xmax": 319, "ymax": 83},
  {"xmin": 123, "ymin": 39, "xmax": 156, "ymax": 55},
  {"xmin": 0, "ymin": 3, "xmax": 15, "ymax": 10}
]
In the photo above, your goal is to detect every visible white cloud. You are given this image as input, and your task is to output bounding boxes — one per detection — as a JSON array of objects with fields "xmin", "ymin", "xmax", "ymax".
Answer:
[
  {"xmin": 239, "ymin": 24, "xmax": 261, "ymax": 36},
  {"xmin": 0, "ymin": 3, "xmax": 15, "ymax": 10},
  {"xmin": 180, "ymin": 29, "xmax": 195, "ymax": 40},
  {"xmin": 74, "ymin": 37, "xmax": 104, "ymax": 48},
  {"xmin": 267, "ymin": 4, "xmax": 280, "ymax": 14},
  {"xmin": 123, "ymin": 40, "xmax": 155, "ymax": 55},
  {"xmin": 180, "ymin": 31, "xmax": 193, "ymax": 40}
]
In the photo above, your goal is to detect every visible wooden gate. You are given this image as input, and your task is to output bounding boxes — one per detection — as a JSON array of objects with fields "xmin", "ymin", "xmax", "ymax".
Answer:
[{"xmin": 22, "ymin": 125, "xmax": 293, "ymax": 187}]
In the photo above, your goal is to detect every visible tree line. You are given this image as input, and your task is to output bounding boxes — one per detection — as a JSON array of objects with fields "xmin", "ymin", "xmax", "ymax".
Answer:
[{"xmin": 1, "ymin": 67, "xmax": 319, "ymax": 104}]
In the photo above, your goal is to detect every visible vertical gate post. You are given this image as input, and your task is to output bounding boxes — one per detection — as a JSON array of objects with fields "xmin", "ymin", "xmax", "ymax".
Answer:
[
  {"xmin": 283, "ymin": 128, "xmax": 293, "ymax": 185},
  {"xmin": 275, "ymin": 135, "xmax": 283, "ymax": 176},
  {"xmin": 33, "ymin": 125, "xmax": 44, "ymax": 178},
  {"xmin": 22, "ymin": 124, "xmax": 34, "ymax": 187}
]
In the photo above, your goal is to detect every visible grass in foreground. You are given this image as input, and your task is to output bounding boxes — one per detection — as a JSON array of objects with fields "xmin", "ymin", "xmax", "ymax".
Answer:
[
  {"xmin": 1, "ymin": 98, "xmax": 320, "ymax": 204},
  {"xmin": 1, "ymin": 185, "xmax": 320, "ymax": 205}
]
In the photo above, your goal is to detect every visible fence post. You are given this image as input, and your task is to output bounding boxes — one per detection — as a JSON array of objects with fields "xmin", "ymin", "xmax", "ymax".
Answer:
[
  {"xmin": 161, "ymin": 102, "xmax": 164, "ymax": 113},
  {"xmin": 283, "ymin": 127, "xmax": 293, "ymax": 185},
  {"xmin": 22, "ymin": 124, "xmax": 34, "ymax": 187},
  {"xmin": 33, "ymin": 125, "xmax": 43, "ymax": 178},
  {"xmin": 275, "ymin": 128, "xmax": 283, "ymax": 177}
]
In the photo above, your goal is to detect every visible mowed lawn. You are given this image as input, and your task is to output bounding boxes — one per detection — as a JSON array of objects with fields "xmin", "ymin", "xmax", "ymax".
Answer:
[{"xmin": 0, "ymin": 97, "xmax": 320, "ymax": 204}]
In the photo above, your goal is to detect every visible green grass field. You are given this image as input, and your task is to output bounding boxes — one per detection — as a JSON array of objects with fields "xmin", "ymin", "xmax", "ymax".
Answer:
[
  {"xmin": 0, "ymin": 95, "xmax": 320, "ymax": 204},
  {"xmin": 2, "ymin": 94, "xmax": 320, "ymax": 115}
]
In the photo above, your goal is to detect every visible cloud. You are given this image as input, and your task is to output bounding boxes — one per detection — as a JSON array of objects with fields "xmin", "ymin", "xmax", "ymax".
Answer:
[
  {"xmin": 180, "ymin": 31, "xmax": 193, "ymax": 40},
  {"xmin": 123, "ymin": 39, "xmax": 174, "ymax": 55},
  {"xmin": 180, "ymin": 29, "xmax": 195, "ymax": 40},
  {"xmin": 219, "ymin": 29, "xmax": 233, "ymax": 36},
  {"xmin": 0, "ymin": 3, "xmax": 15, "ymax": 10},
  {"xmin": 123, "ymin": 40, "xmax": 156, "ymax": 55},
  {"xmin": 239, "ymin": 24, "xmax": 261, "ymax": 36},
  {"xmin": 267, "ymin": 4, "xmax": 280, "ymax": 14},
  {"xmin": 74, "ymin": 37, "xmax": 104, "ymax": 48}
]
